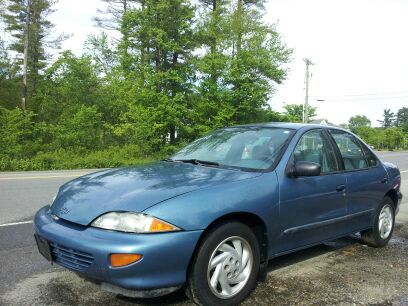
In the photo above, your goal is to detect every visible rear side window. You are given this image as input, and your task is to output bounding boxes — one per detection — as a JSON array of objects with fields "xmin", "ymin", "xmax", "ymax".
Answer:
[
  {"xmin": 359, "ymin": 142, "xmax": 379, "ymax": 167},
  {"xmin": 329, "ymin": 129, "xmax": 368, "ymax": 170},
  {"xmin": 293, "ymin": 129, "xmax": 338, "ymax": 173}
]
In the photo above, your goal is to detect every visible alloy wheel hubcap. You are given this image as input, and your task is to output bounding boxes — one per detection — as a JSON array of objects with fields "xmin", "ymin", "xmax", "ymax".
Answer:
[
  {"xmin": 378, "ymin": 204, "xmax": 393, "ymax": 239},
  {"xmin": 207, "ymin": 236, "xmax": 253, "ymax": 299}
]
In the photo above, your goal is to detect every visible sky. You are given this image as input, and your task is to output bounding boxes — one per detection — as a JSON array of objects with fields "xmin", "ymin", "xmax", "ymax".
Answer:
[{"xmin": 50, "ymin": 0, "xmax": 408, "ymax": 126}]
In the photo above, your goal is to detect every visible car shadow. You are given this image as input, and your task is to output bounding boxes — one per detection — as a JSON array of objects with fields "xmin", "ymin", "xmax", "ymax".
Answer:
[
  {"xmin": 267, "ymin": 235, "xmax": 361, "ymax": 272},
  {"xmin": 116, "ymin": 289, "xmax": 189, "ymax": 305},
  {"xmin": 115, "ymin": 235, "xmax": 361, "ymax": 305}
]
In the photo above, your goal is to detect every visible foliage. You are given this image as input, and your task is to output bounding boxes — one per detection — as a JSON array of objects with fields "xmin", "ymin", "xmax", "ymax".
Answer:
[
  {"xmin": 351, "ymin": 109, "xmax": 408, "ymax": 150},
  {"xmin": 84, "ymin": 32, "xmax": 118, "ymax": 75},
  {"xmin": 1, "ymin": 0, "xmax": 65, "ymax": 99},
  {"xmin": 0, "ymin": 145, "xmax": 156, "ymax": 171},
  {"xmin": 353, "ymin": 126, "xmax": 407, "ymax": 151},
  {"xmin": 377, "ymin": 108, "xmax": 396, "ymax": 128},
  {"xmin": 0, "ymin": 107, "xmax": 35, "ymax": 157},
  {"xmin": 1, "ymin": 1, "xmax": 406, "ymax": 171},
  {"xmin": 396, "ymin": 107, "xmax": 408, "ymax": 132},
  {"xmin": 283, "ymin": 103, "xmax": 316, "ymax": 122},
  {"xmin": 193, "ymin": 0, "xmax": 291, "ymax": 133},
  {"xmin": 348, "ymin": 115, "xmax": 371, "ymax": 132},
  {"xmin": 0, "ymin": 37, "xmax": 20, "ymax": 108},
  {"xmin": 93, "ymin": 0, "xmax": 137, "ymax": 31}
]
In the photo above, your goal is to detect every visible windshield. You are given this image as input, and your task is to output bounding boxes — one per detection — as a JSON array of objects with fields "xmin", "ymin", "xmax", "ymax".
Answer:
[{"xmin": 171, "ymin": 127, "xmax": 293, "ymax": 170}]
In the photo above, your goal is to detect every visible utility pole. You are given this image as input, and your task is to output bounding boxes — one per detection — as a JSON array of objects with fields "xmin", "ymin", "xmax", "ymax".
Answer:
[
  {"xmin": 22, "ymin": 0, "xmax": 31, "ymax": 112},
  {"xmin": 303, "ymin": 58, "xmax": 313, "ymax": 123}
]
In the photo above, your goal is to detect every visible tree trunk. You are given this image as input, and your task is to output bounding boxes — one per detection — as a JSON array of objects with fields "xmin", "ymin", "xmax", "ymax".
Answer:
[
  {"xmin": 210, "ymin": 0, "xmax": 217, "ymax": 86},
  {"xmin": 169, "ymin": 125, "xmax": 176, "ymax": 143},
  {"xmin": 21, "ymin": 0, "xmax": 30, "ymax": 112},
  {"xmin": 236, "ymin": 0, "xmax": 243, "ymax": 56}
]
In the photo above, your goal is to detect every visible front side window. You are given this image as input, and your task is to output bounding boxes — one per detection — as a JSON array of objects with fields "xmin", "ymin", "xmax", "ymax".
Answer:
[
  {"xmin": 329, "ymin": 129, "xmax": 368, "ymax": 170},
  {"xmin": 171, "ymin": 127, "xmax": 293, "ymax": 170},
  {"xmin": 293, "ymin": 129, "xmax": 338, "ymax": 173}
]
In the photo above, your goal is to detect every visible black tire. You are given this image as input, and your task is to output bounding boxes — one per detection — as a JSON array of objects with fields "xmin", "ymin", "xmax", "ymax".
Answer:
[
  {"xmin": 361, "ymin": 196, "xmax": 395, "ymax": 247},
  {"xmin": 187, "ymin": 222, "xmax": 260, "ymax": 306}
]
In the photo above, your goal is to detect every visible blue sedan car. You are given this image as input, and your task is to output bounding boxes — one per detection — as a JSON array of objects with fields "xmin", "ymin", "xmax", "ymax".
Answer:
[{"xmin": 34, "ymin": 123, "xmax": 402, "ymax": 305}]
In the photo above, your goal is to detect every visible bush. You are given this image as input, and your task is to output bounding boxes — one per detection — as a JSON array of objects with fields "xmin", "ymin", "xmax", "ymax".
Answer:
[{"xmin": 0, "ymin": 145, "xmax": 158, "ymax": 171}]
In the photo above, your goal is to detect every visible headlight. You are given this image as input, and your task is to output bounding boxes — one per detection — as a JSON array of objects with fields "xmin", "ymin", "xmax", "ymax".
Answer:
[{"xmin": 91, "ymin": 212, "xmax": 181, "ymax": 233}]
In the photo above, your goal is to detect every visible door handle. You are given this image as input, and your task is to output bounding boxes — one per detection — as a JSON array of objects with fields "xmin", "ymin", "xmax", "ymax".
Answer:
[
  {"xmin": 336, "ymin": 184, "xmax": 346, "ymax": 192},
  {"xmin": 381, "ymin": 178, "xmax": 388, "ymax": 184}
]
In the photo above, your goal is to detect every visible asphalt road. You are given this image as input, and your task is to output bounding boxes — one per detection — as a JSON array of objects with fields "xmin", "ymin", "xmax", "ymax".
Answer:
[{"xmin": 0, "ymin": 152, "xmax": 407, "ymax": 305}]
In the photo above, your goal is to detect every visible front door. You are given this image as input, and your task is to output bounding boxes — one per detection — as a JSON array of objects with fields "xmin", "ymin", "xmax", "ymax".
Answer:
[{"xmin": 276, "ymin": 129, "xmax": 347, "ymax": 254}]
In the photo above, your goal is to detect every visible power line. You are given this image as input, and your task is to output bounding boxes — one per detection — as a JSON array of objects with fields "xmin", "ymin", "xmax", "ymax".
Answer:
[
  {"xmin": 310, "ymin": 90, "xmax": 408, "ymax": 99},
  {"xmin": 318, "ymin": 95, "xmax": 408, "ymax": 102}
]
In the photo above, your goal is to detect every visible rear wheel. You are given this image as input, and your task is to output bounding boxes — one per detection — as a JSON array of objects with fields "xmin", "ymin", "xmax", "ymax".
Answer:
[
  {"xmin": 361, "ymin": 196, "xmax": 395, "ymax": 247},
  {"xmin": 187, "ymin": 222, "xmax": 260, "ymax": 306}
]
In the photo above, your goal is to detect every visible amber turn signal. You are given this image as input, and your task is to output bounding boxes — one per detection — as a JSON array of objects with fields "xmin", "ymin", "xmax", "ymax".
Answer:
[
  {"xmin": 149, "ymin": 219, "xmax": 178, "ymax": 232},
  {"xmin": 110, "ymin": 253, "xmax": 143, "ymax": 267}
]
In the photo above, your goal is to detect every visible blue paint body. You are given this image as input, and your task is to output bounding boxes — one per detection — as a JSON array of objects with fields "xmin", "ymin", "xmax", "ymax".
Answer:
[{"xmin": 34, "ymin": 123, "xmax": 403, "ymax": 292}]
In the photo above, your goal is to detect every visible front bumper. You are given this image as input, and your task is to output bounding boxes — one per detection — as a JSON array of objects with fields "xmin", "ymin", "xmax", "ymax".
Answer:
[{"xmin": 34, "ymin": 206, "xmax": 203, "ymax": 292}]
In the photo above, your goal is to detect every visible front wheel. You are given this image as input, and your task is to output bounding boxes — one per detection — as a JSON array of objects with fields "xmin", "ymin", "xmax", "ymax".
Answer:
[
  {"xmin": 187, "ymin": 222, "xmax": 260, "ymax": 306},
  {"xmin": 361, "ymin": 196, "xmax": 395, "ymax": 247}
]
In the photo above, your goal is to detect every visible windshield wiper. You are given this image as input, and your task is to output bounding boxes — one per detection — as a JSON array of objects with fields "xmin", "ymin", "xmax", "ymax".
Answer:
[
  {"xmin": 172, "ymin": 159, "xmax": 220, "ymax": 167},
  {"xmin": 162, "ymin": 158, "xmax": 175, "ymax": 162}
]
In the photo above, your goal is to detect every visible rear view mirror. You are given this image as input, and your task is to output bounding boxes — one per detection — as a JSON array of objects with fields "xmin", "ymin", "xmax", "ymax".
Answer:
[{"xmin": 291, "ymin": 161, "xmax": 321, "ymax": 177}]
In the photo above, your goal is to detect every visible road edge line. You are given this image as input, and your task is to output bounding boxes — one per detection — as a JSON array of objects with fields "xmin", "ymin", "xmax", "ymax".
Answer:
[{"xmin": 0, "ymin": 220, "xmax": 33, "ymax": 227}]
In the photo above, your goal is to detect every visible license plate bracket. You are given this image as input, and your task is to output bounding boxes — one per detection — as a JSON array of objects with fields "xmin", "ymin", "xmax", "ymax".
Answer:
[{"xmin": 34, "ymin": 234, "xmax": 53, "ymax": 263}]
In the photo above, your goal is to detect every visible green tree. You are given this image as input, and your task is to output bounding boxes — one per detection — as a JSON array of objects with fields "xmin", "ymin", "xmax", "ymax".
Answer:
[
  {"xmin": 0, "ymin": 107, "xmax": 34, "ymax": 157},
  {"xmin": 120, "ymin": 0, "xmax": 195, "ymax": 146},
  {"xmin": 377, "ymin": 108, "xmax": 395, "ymax": 128},
  {"xmin": 94, "ymin": 0, "xmax": 136, "ymax": 30},
  {"xmin": 396, "ymin": 107, "xmax": 408, "ymax": 132},
  {"xmin": 31, "ymin": 51, "xmax": 106, "ymax": 122},
  {"xmin": 84, "ymin": 32, "xmax": 118, "ymax": 75},
  {"xmin": 54, "ymin": 105, "xmax": 104, "ymax": 150},
  {"xmin": 0, "ymin": 37, "xmax": 20, "ymax": 108},
  {"xmin": 0, "ymin": 0, "xmax": 297, "ymax": 170},
  {"xmin": 348, "ymin": 115, "xmax": 371, "ymax": 132},
  {"xmin": 93, "ymin": 0, "xmax": 138, "ymax": 71},
  {"xmin": 383, "ymin": 127, "xmax": 404, "ymax": 150},
  {"xmin": 227, "ymin": 1, "xmax": 291, "ymax": 124},
  {"xmin": 193, "ymin": 0, "xmax": 232, "ymax": 134},
  {"xmin": 1, "ymin": 0, "xmax": 64, "ymax": 108},
  {"xmin": 283, "ymin": 103, "xmax": 316, "ymax": 122}
]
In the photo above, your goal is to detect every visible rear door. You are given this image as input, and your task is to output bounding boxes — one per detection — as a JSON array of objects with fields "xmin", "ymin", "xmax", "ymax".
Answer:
[
  {"xmin": 276, "ymin": 128, "xmax": 347, "ymax": 253},
  {"xmin": 328, "ymin": 129, "xmax": 388, "ymax": 230}
]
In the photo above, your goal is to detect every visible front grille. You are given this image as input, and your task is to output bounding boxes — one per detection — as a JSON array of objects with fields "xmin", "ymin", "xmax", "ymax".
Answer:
[{"xmin": 50, "ymin": 242, "xmax": 94, "ymax": 271}]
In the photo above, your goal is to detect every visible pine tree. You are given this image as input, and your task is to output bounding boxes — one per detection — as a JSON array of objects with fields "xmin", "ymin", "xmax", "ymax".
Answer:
[
  {"xmin": 0, "ymin": 37, "xmax": 20, "ymax": 108},
  {"xmin": 227, "ymin": 0, "xmax": 291, "ymax": 123},
  {"xmin": 120, "ymin": 0, "xmax": 195, "ymax": 144},
  {"xmin": 377, "ymin": 109, "xmax": 396, "ymax": 128},
  {"xmin": 194, "ymin": 0, "xmax": 232, "ymax": 131},
  {"xmin": 93, "ymin": 0, "xmax": 138, "ymax": 72},
  {"xmin": 1, "ymin": 0, "xmax": 63, "ymax": 110},
  {"xmin": 396, "ymin": 107, "xmax": 408, "ymax": 131},
  {"xmin": 94, "ymin": 0, "xmax": 136, "ymax": 31}
]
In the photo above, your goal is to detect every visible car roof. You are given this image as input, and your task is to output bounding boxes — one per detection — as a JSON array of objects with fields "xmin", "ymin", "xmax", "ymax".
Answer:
[{"xmin": 232, "ymin": 122, "xmax": 342, "ymax": 131}]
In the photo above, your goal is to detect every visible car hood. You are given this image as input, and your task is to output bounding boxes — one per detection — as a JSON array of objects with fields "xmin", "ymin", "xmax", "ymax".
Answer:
[{"xmin": 51, "ymin": 162, "xmax": 261, "ymax": 226}]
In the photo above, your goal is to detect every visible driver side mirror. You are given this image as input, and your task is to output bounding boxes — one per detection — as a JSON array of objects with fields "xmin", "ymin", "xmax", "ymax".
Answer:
[{"xmin": 289, "ymin": 161, "xmax": 321, "ymax": 177}]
